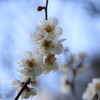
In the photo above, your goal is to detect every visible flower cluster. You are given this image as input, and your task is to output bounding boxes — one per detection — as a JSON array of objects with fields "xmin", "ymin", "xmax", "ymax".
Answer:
[
  {"xmin": 82, "ymin": 77, "xmax": 100, "ymax": 100},
  {"xmin": 11, "ymin": 17, "xmax": 65, "ymax": 99},
  {"xmin": 31, "ymin": 17, "xmax": 65, "ymax": 73}
]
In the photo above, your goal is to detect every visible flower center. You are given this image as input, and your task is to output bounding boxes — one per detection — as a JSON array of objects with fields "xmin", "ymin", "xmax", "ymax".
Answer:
[
  {"xmin": 65, "ymin": 80, "xmax": 69, "ymax": 85},
  {"xmin": 45, "ymin": 55, "xmax": 56, "ymax": 66},
  {"xmin": 44, "ymin": 25, "xmax": 53, "ymax": 33},
  {"xmin": 26, "ymin": 86, "xmax": 31, "ymax": 92},
  {"xmin": 26, "ymin": 59, "xmax": 35, "ymax": 68},
  {"xmin": 43, "ymin": 40, "xmax": 53, "ymax": 50},
  {"xmin": 96, "ymin": 82, "xmax": 100, "ymax": 89}
]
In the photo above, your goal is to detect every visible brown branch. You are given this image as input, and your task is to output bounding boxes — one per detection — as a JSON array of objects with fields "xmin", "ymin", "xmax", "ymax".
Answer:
[
  {"xmin": 44, "ymin": 0, "xmax": 48, "ymax": 20},
  {"xmin": 14, "ymin": 78, "xmax": 30, "ymax": 100},
  {"xmin": 92, "ymin": 94, "xmax": 99, "ymax": 100},
  {"xmin": 71, "ymin": 77, "xmax": 76, "ymax": 100}
]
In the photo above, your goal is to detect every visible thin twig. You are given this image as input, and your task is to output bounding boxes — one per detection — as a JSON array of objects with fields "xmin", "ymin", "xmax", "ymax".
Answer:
[
  {"xmin": 98, "ymin": 95, "xmax": 100, "ymax": 100},
  {"xmin": 92, "ymin": 94, "xmax": 99, "ymax": 100},
  {"xmin": 44, "ymin": 0, "xmax": 48, "ymax": 20},
  {"xmin": 71, "ymin": 76, "xmax": 76, "ymax": 100},
  {"xmin": 14, "ymin": 78, "xmax": 30, "ymax": 100}
]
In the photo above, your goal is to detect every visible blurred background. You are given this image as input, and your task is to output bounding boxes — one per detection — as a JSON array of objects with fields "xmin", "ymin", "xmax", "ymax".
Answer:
[{"xmin": 0, "ymin": 0, "xmax": 100, "ymax": 100}]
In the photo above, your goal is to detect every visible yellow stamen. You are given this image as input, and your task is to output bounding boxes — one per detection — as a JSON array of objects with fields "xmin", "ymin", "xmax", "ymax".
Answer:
[{"xmin": 44, "ymin": 25, "xmax": 54, "ymax": 34}]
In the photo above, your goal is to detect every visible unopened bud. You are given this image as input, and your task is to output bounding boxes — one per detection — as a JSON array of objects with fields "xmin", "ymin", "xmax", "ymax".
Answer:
[{"xmin": 37, "ymin": 6, "xmax": 45, "ymax": 11}]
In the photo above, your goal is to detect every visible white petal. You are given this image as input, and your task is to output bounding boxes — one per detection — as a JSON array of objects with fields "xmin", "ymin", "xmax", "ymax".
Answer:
[
  {"xmin": 34, "ymin": 66, "xmax": 42, "ymax": 76},
  {"xmin": 58, "ymin": 39, "xmax": 66, "ymax": 42},
  {"xmin": 17, "ymin": 58, "xmax": 27, "ymax": 67},
  {"xmin": 17, "ymin": 68, "xmax": 28, "ymax": 74},
  {"xmin": 23, "ymin": 51, "xmax": 33, "ymax": 60},
  {"xmin": 60, "ymin": 84, "xmax": 70, "ymax": 94},
  {"xmin": 23, "ymin": 88, "xmax": 37, "ymax": 99},
  {"xmin": 20, "ymin": 90, "xmax": 26, "ymax": 99},
  {"xmin": 10, "ymin": 79, "xmax": 21, "ymax": 89},
  {"xmin": 60, "ymin": 74, "xmax": 70, "ymax": 94},
  {"xmin": 30, "ymin": 32, "xmax": 39, "ymax": 41},
  {"xmin": 54, "ymin": 27, "xmax": 63, "ymax": 38},
  {"xmin": 34, "ymin": 54, "xmax": 43, "ymax": 66},
  {"xmin": 31, "ymin": 28, "xmax": 48, "ymax": 42},
  {"xmin": 92, "ymin": 78, "xmax": 100, "ymax": 86},
  {"xmin": 42, "ymin": 68, "xmax": 50, "ymax": 74},
  {"xmin": 54, "ymin": 43, "xmax": 63, "ymax": 54},
  {"xmin": 38, "ymin": 18, "xmax": 48, "ymax": 28},
  {"xmin": 60, "ymin": 74, "xmax": 69, "ymax": 83},
  {"xmin": 48, "ymin": 17, "xmax": 58, "ymax": 27}
]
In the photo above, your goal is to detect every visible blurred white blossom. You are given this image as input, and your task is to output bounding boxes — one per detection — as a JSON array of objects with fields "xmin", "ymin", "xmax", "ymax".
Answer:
[
  {"xmin": 82, "ymin": 77, "xmax": 100, "ymax": 100},
  {"xmin": 60, "ymin": 74, "xmax": 71, "ymax": 94},
  {"xmin": 82, "ymin": 83, "xmax": 96, "ymax": 100},
  {"xmin": 92, "ymin": 78, "xmax": 100, "ymax": 94}
]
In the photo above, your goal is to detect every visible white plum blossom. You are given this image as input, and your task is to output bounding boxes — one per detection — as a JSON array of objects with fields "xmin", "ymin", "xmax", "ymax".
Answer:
[
  {"xmin": 17, "ymin": 51, "xmax": 43, "ymax": 74},
  {"xmin": 82, "ymin": 83, "xmax": 96, "ymax": 100},
  {"xmin": 42, "ymin": 55, "xmax": 59, "ymax": 74},
  {"xmin": 11, "ymin": 79, "xmax": 37, "ymax": 99},
  {"xmin": 37, "ymin": 17, "xmax": 63, "ymax": 39},
  {"xmin": 82, "ymin": 77, "xmax": 100, "ymax": 100},
  {"xmin": 92, "ymin": 78, "xmax": 100, "ymax": 94},
  {"xmin": 60, "ymin": 74, "xmax": 71, "ymax": 94},
  {"xmin": 17, "ymin": 51, "xmax": 43, "ymax": 83},
  {"xmin": 37, "ymin": 37, "xmax": 64, "ymax": 55}
]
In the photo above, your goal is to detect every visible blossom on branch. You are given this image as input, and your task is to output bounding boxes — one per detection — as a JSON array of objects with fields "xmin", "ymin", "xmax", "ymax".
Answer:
[
  {"xmin": 16, "ymin": 51, "xmax": 43, "ymax": 83},
  {"xmin": 17, "ymin": 51, "xmax": 43, "ymax": 75},
  {"xmin": 11, "ymin": 79, "xmax": 37, "ymax": 99},
  {"xmin": 37, "ymin": 37, "xmax": 64, "ymax": 55},
  {"xmin": 17, "ymin": 68, "xmax": 36, "ymax": 82},
  {"xmin": 37, "ymin": 17, "xmax": 63, "ymax": 39},
  {"xmin": 42, "ymin": 55, "xmax": 59, "ymax": 74}
]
